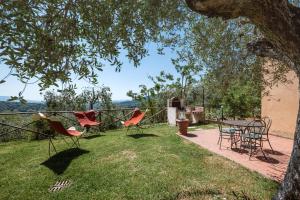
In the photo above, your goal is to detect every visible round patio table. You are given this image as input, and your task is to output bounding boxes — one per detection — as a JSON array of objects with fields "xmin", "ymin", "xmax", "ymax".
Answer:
[
  {"xmin": 222, "ymin": 119, "xmax": 265, "ymax": 149},
  {"xmin": 221, "ymin": 119, "xmax": 265, "ymax": 143},
  {"xmin": 222, "ymin": 120, "xmax": 264, "ymax": 129}
]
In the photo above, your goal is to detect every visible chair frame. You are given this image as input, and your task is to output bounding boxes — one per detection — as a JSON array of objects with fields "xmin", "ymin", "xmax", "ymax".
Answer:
[
  {"xmin": 217, "ymin": 120, "xmax": 238, "ymax": 149},
  {"xmin": 241, "ymin": 119, "xmax": 267, "ymax": 158},
  {"xmin": 47, "ymin": 120, "xmax": 83, "ymax": 156},
  {"xmin": 261, "ymin": 116, "xmax": 274, "ymax": 153},
  {"xmin": 36, "ymin": 113, "xmax": 83, "ymax": 156},
  {"xmin": 123, "ymin": 109, "xmax": 147, "ymax": 134}
]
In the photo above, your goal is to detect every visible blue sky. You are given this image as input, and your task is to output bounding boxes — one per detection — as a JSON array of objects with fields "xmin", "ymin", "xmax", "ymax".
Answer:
[{"xmin": 0, "ymin": 44, "xmax": 179, "ymax": 101}]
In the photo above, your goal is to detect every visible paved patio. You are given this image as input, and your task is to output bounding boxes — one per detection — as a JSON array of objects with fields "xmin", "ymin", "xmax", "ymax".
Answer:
[{"xmin": 179, "ymin": 128, "xmax": 293, "ymax": 182}]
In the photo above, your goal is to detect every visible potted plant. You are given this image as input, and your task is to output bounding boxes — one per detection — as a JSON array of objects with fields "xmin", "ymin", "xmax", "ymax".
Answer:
[{"xmin": 176, "ymin": 109, "xmax": 189, "ymax": 135}]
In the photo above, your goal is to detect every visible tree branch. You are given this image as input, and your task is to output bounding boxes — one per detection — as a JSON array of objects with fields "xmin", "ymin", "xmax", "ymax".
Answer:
[
  {"xmin": 185, "ymin": 0, "xmax": 300, "ymax": 70},
  {"xmin": 247, "ymin": 39, "xmax": 298, "ymax": 73},
  {"xmin": 185, "ymin": 0, "xmax": 252, "ymax": 19},
  {"xmin": 247, "ymin": 39, "xmax": 277, "ymax": 59}
]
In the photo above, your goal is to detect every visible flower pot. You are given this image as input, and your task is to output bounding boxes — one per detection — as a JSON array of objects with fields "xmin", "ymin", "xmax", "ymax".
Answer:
[{"xmin": 176, "ymin": 119, "xmax": 189, "ymax": 135}]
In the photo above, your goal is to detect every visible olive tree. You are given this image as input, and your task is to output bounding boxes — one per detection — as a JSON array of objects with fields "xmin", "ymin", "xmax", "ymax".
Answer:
[{"xmin": 0, "ymin": 0, "xmax": 188, "ymax": 98}]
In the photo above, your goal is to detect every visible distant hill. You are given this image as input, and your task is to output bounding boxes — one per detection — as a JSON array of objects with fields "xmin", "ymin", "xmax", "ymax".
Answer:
[
  {"xmin": 0, "ymin": 96, "xmax": 45, "ymax": 112},
  {"xmin": 0, "ymin": 101, "xmax": 46, "ymax": 112},
  {"xmin": 113, "ymin": 100, "xmax": 139, "ymax": 108},
  {"xmin": 0, "ymin": 96, "xmax": 138, "ymax": 112},
  {"xmin": 0, "ymin": 96, "xmax": 42, "ymax": 103}
]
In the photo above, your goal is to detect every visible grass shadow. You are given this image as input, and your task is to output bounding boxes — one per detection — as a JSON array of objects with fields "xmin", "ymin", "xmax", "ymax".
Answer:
[
  {"xmin": 83, "ymin": 134, "xmax": 104, "ymax": 140},
  {"xmin": 127, "ymin": 133, "xmax": 159, "ymax": 139},
  {"xmin": 41, "ymin": 148, "xmax": 89, "ymax": 175}
]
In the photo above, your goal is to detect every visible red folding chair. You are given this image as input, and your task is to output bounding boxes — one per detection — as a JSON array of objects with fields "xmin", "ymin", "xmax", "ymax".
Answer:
[
  {"xmin": 37, "ymin": 113, "xmax": 84, "ymax": 156},
  {"xmin": 122, "ymin": 108, "xmax": 147, "ymax": 133},
  {"xmin": 74, "ymin": 110, "xmax": 101, "ymax": 128}
]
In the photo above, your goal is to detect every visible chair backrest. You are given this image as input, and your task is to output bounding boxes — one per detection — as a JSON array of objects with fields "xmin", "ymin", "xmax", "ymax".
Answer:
[
  {"xmin": 74, "ymin": 110, "xmax": 98, "ymax": 121},
  {"xmin": 262, "ymin": 116, "xmax": 272, "ymax": 135},
  {"xmin": 246, "ymin": 119, "xmax": 265, "ymax": 137},
  {"xmin": 74, "ymin": 112, "xmax": 86, "ymax": 120},
  {"xmin": 217, "ymin": 118, "xmax": 223, "ymax": 132},
  {"xmin": 130, "ymin": 109, "xmax": 143, "ymax": 119},
  {"xmin": 85, "ymin": 110, "xmax": 97, "ymax": 121},
  {"xmin": 35, "ymin": 113, "xmax": 70, "ymax": 136},
  {"xmin": 124, "ymin": 109, "xmax": 146, "ymax": 126},
  {"xmin": 47, "ymin": 119, "xmax": 70, "ymax": 136}
]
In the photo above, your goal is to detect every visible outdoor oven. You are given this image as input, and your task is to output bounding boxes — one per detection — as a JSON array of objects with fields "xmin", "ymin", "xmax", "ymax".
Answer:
[
  {"xmin": 168, "ymin": 97, "xmax": 181, "ymax": 109},
  {"xmin": 167, "ymin": 97, "xmax": 205, "ymax": 126},
  {"xmin": 167, "ymin": 97, "xmax": 183, "ymax": 126}
]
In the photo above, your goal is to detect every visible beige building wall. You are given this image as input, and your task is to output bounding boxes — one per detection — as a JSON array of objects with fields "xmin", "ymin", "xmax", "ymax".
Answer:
[{"xmin": 261, "ymin": 63, "xmax": 299, "ymax": 139}]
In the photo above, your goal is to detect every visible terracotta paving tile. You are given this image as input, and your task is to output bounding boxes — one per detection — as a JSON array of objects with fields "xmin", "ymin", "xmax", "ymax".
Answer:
[{"xmin": 178, "ymin": 129, "xmax": 293, "ymax": 182}]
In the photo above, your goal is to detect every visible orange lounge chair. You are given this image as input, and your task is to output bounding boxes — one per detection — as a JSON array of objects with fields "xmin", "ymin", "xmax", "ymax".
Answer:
[
  {"xmin": 74, "ymin": 110, "xmax": 101, "ymax": 129},
  {"xmin": 122, "ymin": 108, "xmax": 147, "ymax": 133},
  {"xmin": 37, "ymin": 113, "xmax": 84, "ymax": 156}
]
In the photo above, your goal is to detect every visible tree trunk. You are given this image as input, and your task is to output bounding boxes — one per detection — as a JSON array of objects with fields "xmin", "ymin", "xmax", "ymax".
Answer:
[{"xmin": 273, "ymin": 74, "xmax": 300, "ymax": 200}]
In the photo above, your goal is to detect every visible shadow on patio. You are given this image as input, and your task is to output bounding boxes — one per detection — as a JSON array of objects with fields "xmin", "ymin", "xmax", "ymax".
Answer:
[{"xmin": 179, "ymin": 128, "xmax": 293, "ymax": 182}]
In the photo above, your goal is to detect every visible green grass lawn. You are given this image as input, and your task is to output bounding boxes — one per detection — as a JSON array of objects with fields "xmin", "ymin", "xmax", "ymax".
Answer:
[{"xmin": 0, "ymin": 124, "xmax": 278, "ymax": 200}]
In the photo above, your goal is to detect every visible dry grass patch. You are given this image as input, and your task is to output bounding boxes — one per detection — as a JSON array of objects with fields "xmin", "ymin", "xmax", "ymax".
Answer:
[{"xmin": 121, "ymin": 150, "xmax": 137, "ymax": 161}]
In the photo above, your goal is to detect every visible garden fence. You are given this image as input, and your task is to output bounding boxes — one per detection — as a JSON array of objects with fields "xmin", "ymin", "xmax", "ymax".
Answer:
[{"xmin": 0, "ymin": 107, "xmax": 167, "ymax": 142}]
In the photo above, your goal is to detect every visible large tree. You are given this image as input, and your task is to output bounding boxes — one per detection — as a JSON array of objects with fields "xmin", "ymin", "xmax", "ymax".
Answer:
[
  {"xmin": 0, "ymin": 0, "xmax": 188, "ymax": 93},
  {"xmin": 185, "ymin": 0, "xmax": 300, "ymax": 199}
]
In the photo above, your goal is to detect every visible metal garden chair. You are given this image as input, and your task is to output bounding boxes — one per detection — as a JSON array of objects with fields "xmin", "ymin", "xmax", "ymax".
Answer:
[
  {"xmin": 261, "ymin": 116, "xmax": 274, "ymax": 153},
  {"xmin": 241, "ymin": 119, "xmax": 267, "ymax": 158},
  {"xmin": 217, "ymin": 119, "xmax": 237, "ymax": 149}
]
